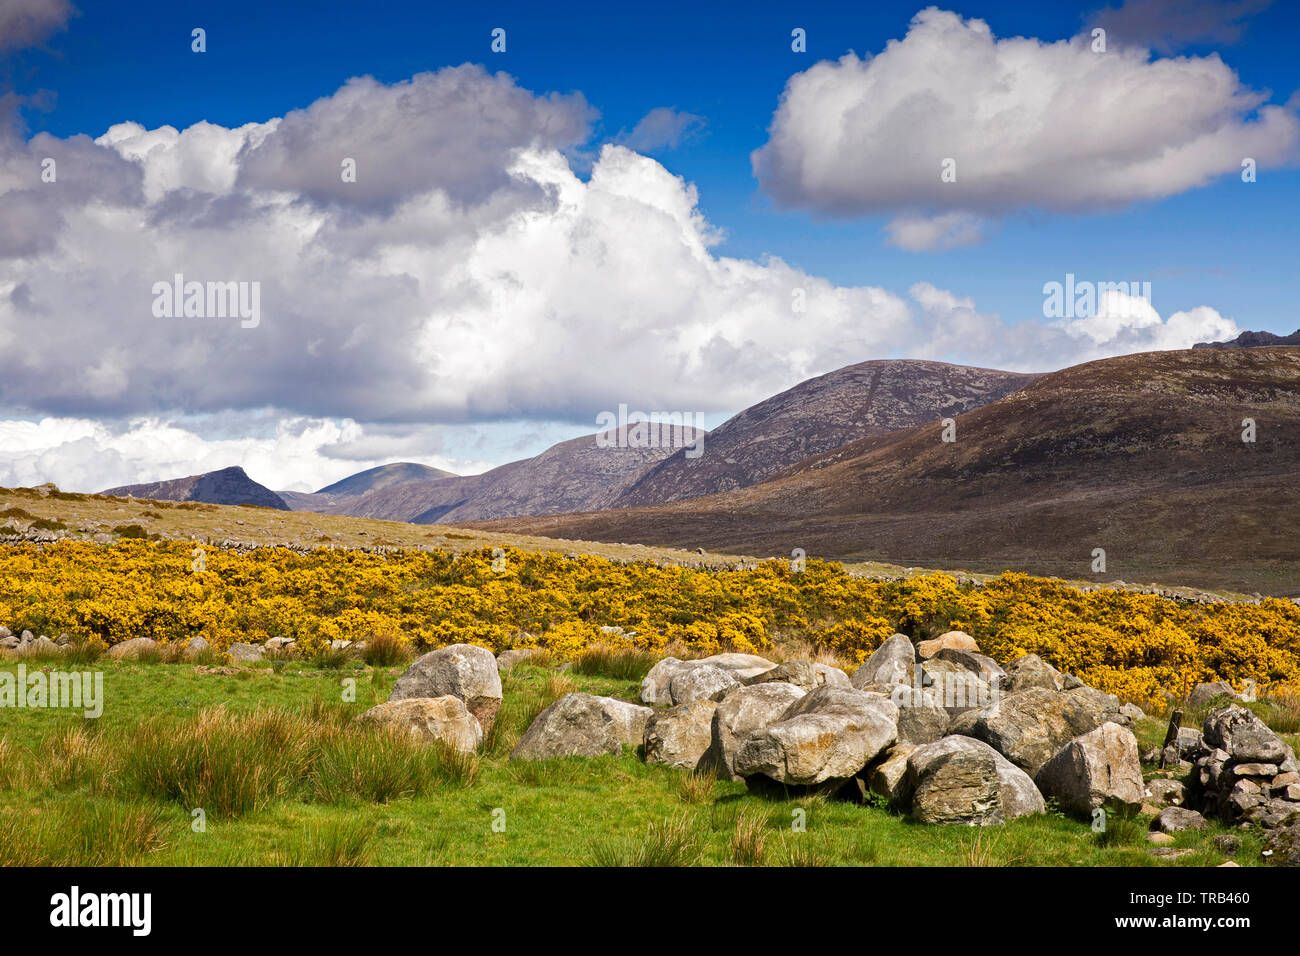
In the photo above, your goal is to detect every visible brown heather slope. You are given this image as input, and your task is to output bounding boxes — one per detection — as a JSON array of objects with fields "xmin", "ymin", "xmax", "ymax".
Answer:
[
  {"xmin": 465, "ymin": 348, "xmax": 1300, "ymax": 594},
  {"xmin": 614, "ymin": 359, "xmax": 1039, "ymax": 507}
]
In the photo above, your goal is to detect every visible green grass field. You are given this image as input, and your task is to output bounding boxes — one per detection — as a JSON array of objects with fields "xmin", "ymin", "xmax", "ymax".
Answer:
[{"xmin": 2, "ymin": 654, "xmax": 1289, "ymax": 867}]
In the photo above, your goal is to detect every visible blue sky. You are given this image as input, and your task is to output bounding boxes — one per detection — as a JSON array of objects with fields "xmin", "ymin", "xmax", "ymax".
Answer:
[
  {"xmin": 13, "ymin": 0, "xmax": 1298, "ymax": 331},
  {"xmin": 1, "ymin": 0, "xmax": 1298, "ymax": 490}
]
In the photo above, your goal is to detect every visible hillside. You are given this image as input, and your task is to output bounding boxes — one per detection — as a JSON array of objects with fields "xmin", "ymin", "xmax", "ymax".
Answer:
[
  {"xmin": 615, "ymin": 360, "xmax": 1038, "ymax": 507},
  {"xmin": 101, "ymin": 466, "xmax": 289, "ymax": 510},
  {"xmin": 279, "ymin": 462, "xmax": 456, "ymax": 512},
  {"xmin": 467, "ymin": 348, "xmax": 1300, "ymax": 593}
]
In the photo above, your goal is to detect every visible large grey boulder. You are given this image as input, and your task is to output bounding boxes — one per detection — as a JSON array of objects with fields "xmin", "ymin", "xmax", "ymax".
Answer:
[
  {"xmin": 1034, "ymin": 722, "xmax": 1144, "ymax": 817},
  {"xmin": 907, "ymin": 735, "xmax": 1045, "ymax": 825},
  {"xmin": 947, "ymin": 686, "xmax": 1115, "ymax": 776},
  {"xmin": 641, "ymin": 653, "xmax": 774, "ymax": 706},
  {"xmin": 746, "ymin": 660, "xmax": 849, "ymax": 692},
  {"xmin": 227, "ymin": 642, "xmax": 264, "ymax": 663},
  {"xmin": 643, "ymin": 700, "xmax": 717, "ymax": 770},
  {"xmin": 919, "ymin": 657, "xmax": 997, "ymax": 716},
  {"xmin": 182, "ymin": 636, "xmax": 211, "ymax": 660},
  {"xmin": 933, "ymin": 647, "xmax": 1006, "ymax": 683},
  {"xmin": 355, "ymin": 696, "xmax": 483, "ymax": 753},
  {"xmin": 511, "ymin": 693, "xmax": 652, "ymax": 761},
  {"xmin": 390, "ymin": 644, "xmax": 503, "ymax": 735},
  {"xmin": 734, "ymin": 685, "xmax": 898, "ymax": 787},
  {"xmin": 668, "ymin": 664, "xmax": 741, "ymax": 705},
  {"xmin": 1001, "ymin": 654, "xmax": 1064, "ymax": 693},
  {"xmin": 850, "ymin": 634, "xmax": 915, "ymax": 690},
  {"xmin": 1203, "ymin": 705, "xmax": 1294, "ymax": 766},
  {"xmin": 887, "ymin": 685, "xmax": 951, "ymax": 745},
  {"xmin": 1189, "ymin": 681, "xmax": 1241, "ymax": 709},
  {"xmin": 866, "ymin": 743, "xmax": 916, "ymax": 805},
  {"xmin": 709, "ymin": 682, "xmax": 807, "ymax": 780}
]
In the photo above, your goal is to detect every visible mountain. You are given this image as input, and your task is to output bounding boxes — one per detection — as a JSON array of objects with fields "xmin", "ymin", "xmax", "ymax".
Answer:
[
  {"xmin": 278, "ymin": 462, "xmax": 456, "ymax": 512},
  {"xmin": 283, "ymin": 425, "xmax": 705, "ymax": 524},
  {"xmin": 102, "ymin": 466, "xmax": 289, "ymax": 510},
  {"xmin": 614, "ymin": 359, "xmax": 1039, "ymax": 507},
  {"xmin": 1195, "ymin": 329, "xmax": 1300, "ymax": 349},
  {"xmin": 468, "ymin": 348, "xmax": 1300, "ymax": 592}
]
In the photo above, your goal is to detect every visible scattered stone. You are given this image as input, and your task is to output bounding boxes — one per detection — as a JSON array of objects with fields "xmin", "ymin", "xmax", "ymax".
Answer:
[
  {"xmin": 390, "ymin": 643, "xmax": 503, "ymax": 735},
  {"xmin": 1148, "ymin": 847, "xmax": 1194, "ymax": 860},
  {"xmin": 355, "ymin": 696, "xmax": 483, "ymax": 752},
  {"xmin": 1155, "ymin": 806, "xmax": 1207, "ymax": 833},
  {"xmin": 917, "ymin": 630, "xmax": 979, "ymax": 660},
  {"xmin": 1262, "ymin": 823, "xmax": 1300, "ymax": 866},
  {"xmin": 511, "ymin": 693, "xmax": 652, "ymax": 761},
  {"xmin": 106, "ymin": 636, "xmax": 160, "ymax": 660},
  {"xmin": 227, "ymin": 642, "xmax": 264, "ymax": 663},
  {"xmin": 264, "ymin": 637, "xmax": 297, "ymax": 654},
  {"xmin": 735, "ymin": 685, "xmax": 898, "ymax": 787},
  {"xmin": 1212, "ymin": 834, "xmax": 1241, "ymax": 856},
  {"xmin": 708, "ymin": 682, "xmax": 806, "ymax": 780},
  {"xmin": 643, "ymin": 700, "xmax": 717, "ymax": 770},
  {"xmin": 906, "ymin": 735, "xmax": 1045, "ymax": 825},
  {"xmin": 496, "ymin": 648, "xmax": 543, "ymax": 671},
  {"xmin": 1147, "ymin": 832, "xmax": 1175, "ymax": 845},
  {"xmin": 1034, "ymin": 722, "xmax": 1144, "ymax": 817}
]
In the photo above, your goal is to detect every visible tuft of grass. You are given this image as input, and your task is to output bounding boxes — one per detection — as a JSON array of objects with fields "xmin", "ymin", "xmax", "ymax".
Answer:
[
  {"xmin": 674, "ymin": 770, "xmax": 718, "ymax": 805},
  {"xmin": 1094, "ymin": 813, "xmax": 1148, "ymax": 849},
  {"xmin": 729, "ymin": 807, "xmax": 771, "ymax": 866},
  {"xmin": 0, "ymin": 798, "xmax": 171, "ymax": 866},
  {"xmin": 270, "ymin": 819, "xmax": 375, "ymax": 867},
  {"xmin": 310, "ymin": 645, "xmax": 353, "ymax": 670},
  {"xmin": 587, "ymin": 812, "xmax": 703, "ymax": 867},
  {"xmin": 39, "ymin": 724, "xmax": 109, "ymax": 793},
  {"xmin": 310, "ymin": 726, "xmax": 477, "ymax": 803},
  {"xmin": 571, "ymin": 646, "xmax": 659, "ymax": 682},
  {"xmin": 363, "ymin": 633, "xmax": 416, "ymax": 668}
]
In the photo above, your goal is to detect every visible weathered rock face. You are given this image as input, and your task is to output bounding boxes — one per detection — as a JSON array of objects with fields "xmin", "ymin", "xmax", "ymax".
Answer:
[
  {"xmin": 641, "ymin": 654, "xmax": 775, "ymax": 706},
  {"xmin": 709, "ymin": 683, "xmax": 807, "ymax": 780},
  {"xmin": 1155, "ymin": 806, "xmax": 1207, "ymax": 833},
  {"xmin": 1145, "ymin": 778, "xmax": 1186, "ymax": 807},
  {"xmin": 496, "ymin": 648, "xmax": 543, "ymax": 671},
  {"xmin": 734, "ymin": 686, "xmax": 898, "ymax": 787},
  {"xmin": 669, "ymin": 665, "xmax": 741, "ymax": 705},
  {"xmin": 906, "ymin": 736, "xmax": 1045, "ymax": 825},
  {"xmin": 917, "ymin": 630, "xmax": 979, "ymax": 660},
  {"xmin": 947, "ymin": 686, "xmax": 1114, "ymax": 776},
  {"xmin": 390, "ymin": 644, "xmax": 503, "ymax": 735},
  {"xmin": 227, "ymin": 642, "xmax": 263, "ymax": 663},
  {"xmin": 355, "ymin": 696, "xmax": 483, "ymax": 753},
  {"xmin": 1189, "ymin": 705, "xmax": 1300, "ymax": 829},
  {"xmin": 918, "ymin": 657, "xmax": 997, "ymax": 716},
  {"xmin": 850, "ymin": 634, "xmax": 915, "ymax": 690},
  {"xmin": 932, "ymin": 647, "xmax": 1006, "ymax": 683},
  {"xmin": 1034, "ymin": 722, "xmax": 1144, "ymax": 817},
  {"xmin": 643, "ymin": 700, "xmax": 717, "ymax": 770},
  {"xmin": 1263, "ymin": 823, "xmax": 1300, "ymax": 866},
  {"xmin": 866, "ymin": 744, "xmax": 916, "ymax": 805},
  {"xmin": 886, "ymin": 685, "xmax": 951, "ymax": 744},
  {"xmin": 1189, "ymin": 681, "xmax": 1241, "ymax": 709},
  {"xmin": 106, "ymin": 637, "xmax": 159, "ymax": 660},
  {"xmin": 746, "ymin": 660, "xmax": 849, "ymax": 692},
  {"xmin": 1001, "ymin": 654, "xmax": 1064, "ymax": 693},
  {"xmin": 511, "ymin": 693, "xmax": 652, "ymax": 760}
]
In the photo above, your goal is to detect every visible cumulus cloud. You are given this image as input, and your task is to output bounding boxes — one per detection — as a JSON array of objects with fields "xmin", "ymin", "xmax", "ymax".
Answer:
[
  {"xmin": 1087, "ymin": 0, "xmax": 1273, "ymax": 53},
  {"xmin": 884, "ymin": 212, "xmax": 985, "ymax": 251},
  {"xmin": 753, "ymin": 7, "xmax": 1300, "ymax": 240},
  {"xmin": 0, "ymin": 61, "xmax": 1245, "ymax": 488},
  {"xmin": 0, "ymin": 0, "xmax": 74, "ymax": 52},
  {"xmin": 615, "ymin": 107, "xmax": 706, "ymax": 152}
]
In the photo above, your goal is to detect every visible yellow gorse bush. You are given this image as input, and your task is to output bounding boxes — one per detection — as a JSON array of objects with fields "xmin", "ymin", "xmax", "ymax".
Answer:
[{"xmin": 2, "ymin": 541, "xmax": 1298, "ymax": 707}]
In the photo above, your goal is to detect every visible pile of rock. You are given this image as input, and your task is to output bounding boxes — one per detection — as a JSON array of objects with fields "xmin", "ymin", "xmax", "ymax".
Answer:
[{"xmin": 1185, "ymin": 704, "xmax": 1300, "ymax": 830}]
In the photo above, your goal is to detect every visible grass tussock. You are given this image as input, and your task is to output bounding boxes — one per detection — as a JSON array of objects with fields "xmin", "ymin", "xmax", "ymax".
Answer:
[
  {"xmin": 310, "ymin": 727, "xmax": 477, "ymax": 803},
  {"xmin": 571, "ymin": 646, "xmax": 659, "ymax": 681},
  {"xmin": 0, "ymin": 799, "xmax": 171, "ymax": 866},
  {"xmin": 363, "ymin": 633, "xmax": 416, "ymax": 668},
  {"xmin": 729, "ymin": 806, "xmax": 771, "ymax": 866},
  {"xmin": 588, "ymin": 812, "xmax": 704, "ymax": 867}
]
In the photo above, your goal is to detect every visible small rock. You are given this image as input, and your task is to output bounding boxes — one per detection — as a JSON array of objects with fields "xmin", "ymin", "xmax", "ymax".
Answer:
[
  {"xmin": 917, "ymin": 630, "xmax": 979, "ymax": 660},
  {"xmin": 1155, "ymin": 806, "xmax": 1207, "ymax": 833}
]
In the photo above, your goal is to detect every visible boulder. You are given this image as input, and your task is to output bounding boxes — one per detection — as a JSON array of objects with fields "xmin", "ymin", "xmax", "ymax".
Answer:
[
  {"xmin": 106, "ymin": 637, "xmax": 159, "ymax": 660},
  {"xmin": 1001, "ymin": 654, "xmax": 1064, "ymax": 693},
  {"xmin": 709, "ymin": 682, "xmax": 807, "ymax": 780},
  {"xmin": 1203, "ymin": 705, "xmax": 1293, "ymax": 765},
  {"xmin": 182, "ymin": 636, "xmax": 211, "ymax": 660},
  {"xmin": 496, "ymin": 648, "xmax": 543, "ymax": 671},
  {"xmin": 1155, "ymin": 806, "xmax": 1207, "ymax": 833},
  {"xmin": 1189, "ymin": 681, "xmax": 1241, "ymax": 709},
  {"xmin": 227, "ymin": 642, "xmax": 264, "ymax": 663},
  {"xmin": 746, "ymin": 660, "xmax": 849, "ymax": 692},
  {"xmin": 919, "ymin": 657, "xmax": 997, "ymax": 716},
  {"xmin": 641, "ymin": 653, "xmax": 775, "ymax": 706},
  {"xmin": 355, "ymin": 696, "xmax": 483, "ymax": 752},
  {"xmin": 734, "ymin": 685, "xmax": 898, "ymax": 787},
  {"xmin": 1263, "ymin": 823, "xmax": 1300, "ymax": 866},
  {"xmin": 947, "ymin": 686, "xmax": 1115, "ymax": 776},
  {"xmin": 1034, "ymin": 722, "xmax": 1145, "ymax": 817},
  {"xmin": 866, "ymin": 743, "xmax": 916, "ymax": 805},
  {"xmin": 668, "ymin": 664, "xmax": 741, "ymax": 705},
  {"xmin": 643, "ymin": 700, "xmax": 717, "ymax": 770},
  {"xmin": 1145, "ymin": 778, "xmax": 1186, "ymax": 807},
  {"xmin": 850, "ymin": 634, "xmax": 915, "ymax": 690},
  {"xmin": 932, "ymin": 647, "xmax": 1006, "ymax": 683},
  {"xmin": 20, "ymin": 635, "xmax": 60, "ymax": 656},
  {"xmin": 511, "ymin": 693, "xmax": 652, "ymax": 761},
  {"xmin": 917, "ymin": 630, "xmax": 979, "ymax": 660},
  {"xmin": 264, "ymin": 637, "xmax": 297, "ymax": 654},
  {"xmin": 1120, "ymin": 702, "xmax": 1146, "ymax": 722},
  {"xmin": 390, "ymin": 644, "xmax": 503, "ymax": 735},
  {"xmin": 907, "ymin": 735, "xmax": 1045, "ymax": 825},
  {"xmin": 886, "ymin": 684, "xmax": 951, "ymax": 744}
]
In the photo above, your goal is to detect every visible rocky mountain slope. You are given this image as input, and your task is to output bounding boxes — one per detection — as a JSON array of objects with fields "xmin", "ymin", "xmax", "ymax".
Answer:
[
  {"xmin": 469, "ymin": 348, "xmax": 1300, "ymax": 592},
  {"xmin": 614, "ymin": 359, "xmax": 1039, "ymax": 507},
  {"xmin": 1195, "ymin": 329, "xmax": 1300, "ymax": 348},
  {"xmin": 278, "ymin": 462, "xmax": 455, "ymax": 512},
  {"xmin": 102, "ymin": 466, "xmax": 289, "ymax": 510}
]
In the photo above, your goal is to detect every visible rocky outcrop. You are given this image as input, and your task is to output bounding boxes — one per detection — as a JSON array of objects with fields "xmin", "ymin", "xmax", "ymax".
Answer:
[
  {"xmin": 1188, "ymin": 705, "xmax": 1300, "ymax": 829},
  {"xmin": 390, "ymin": 644, "xmax": 503, "ymax": 735}
]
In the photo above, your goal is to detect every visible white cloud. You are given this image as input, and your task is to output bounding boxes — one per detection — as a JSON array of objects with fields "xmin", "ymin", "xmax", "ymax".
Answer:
[
  {"xmin": 0, "ymin": 0, "xmax": 73, "ymax": 52},
  {"xmin": 753, "ymin": 7, "xmax": 1300, "ymax": 238},
  {"xmin": 884, "ymin": 212, "xmax": 986, "ymax": 251}
]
